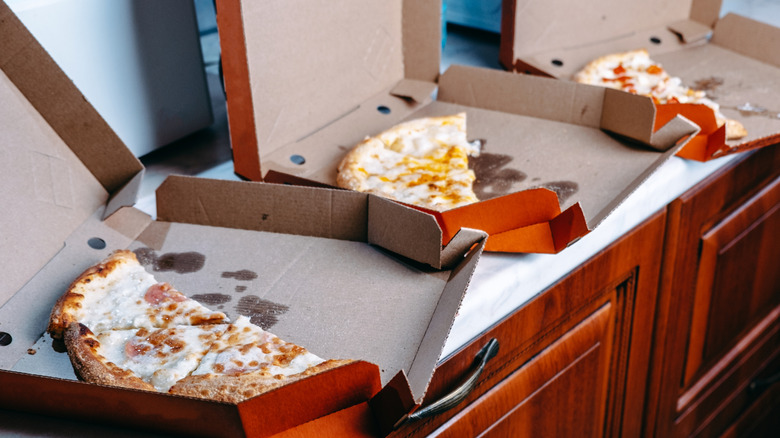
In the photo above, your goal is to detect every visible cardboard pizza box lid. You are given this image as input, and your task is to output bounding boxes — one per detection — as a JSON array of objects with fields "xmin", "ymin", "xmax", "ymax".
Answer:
[
  {"xmin": 0, "ymin": 3, "xmax": 488, "ymax": 435},
  {"xmin": 218, "ymin": 0, "xmax": 698, "ymax": 254},
  {"xmin": 0, "ymin": 0, "xmax": 144, "ymax": 309},
  {"xmin": 500, "ymin": 0, "xmax": 780, "ymax": 161},
  {"xmin": 218, "ymin": 0, "xmax": 441, "ymax": 182}
]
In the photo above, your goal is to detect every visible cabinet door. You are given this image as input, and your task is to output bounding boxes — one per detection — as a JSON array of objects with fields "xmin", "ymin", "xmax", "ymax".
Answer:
[
  {"xmin": 431, "ymin": 302, "xmax": 613, "ymax": 438},
  {"xmin": 647, "ymin": 146, "xmax": 780, "ymax": 438},
  {"xmin": 393, "ymin": 210, "xmax": 667, "ymax": 438}
]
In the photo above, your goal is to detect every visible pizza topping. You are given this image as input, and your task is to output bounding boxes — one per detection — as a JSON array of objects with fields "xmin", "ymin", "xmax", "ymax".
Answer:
[
  {"xmin": 336, "ymin": 113, "xmax": 482, "ymax": 211},
  {"xmin": 144, "ymin": 283, "xmax": 187, "ymax": 305},
  {"xmin": 191, "ymin": 316, "xmax": 324, "ymax": 378}
]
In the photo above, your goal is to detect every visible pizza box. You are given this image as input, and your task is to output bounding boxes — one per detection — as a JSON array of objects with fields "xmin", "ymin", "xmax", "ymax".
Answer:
[
  {"xmin": 217, "ymin": 0, "xmax": 698, "ymax": 254},
  {"xmin": 500, "ymin": 0, "xmax": 780, "ymax": 162},
  {"xmin": 0, "ymin": 3, "xmax": 488, "ymax": 436}
]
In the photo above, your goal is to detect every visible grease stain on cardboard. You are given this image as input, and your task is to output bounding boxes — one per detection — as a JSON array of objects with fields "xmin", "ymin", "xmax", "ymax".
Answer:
[
  {"xmin": 470, "ymin": 152, "xmax": 527, "ymax": 200},
  {"xmin": 235, "ymin": 296, "xmax": 290, "ymax": 330},
  {"xmin": 222, "ymin": 269, "xmax": 259, "ymax": 281},
  {"xmin": 134, "ymin": 248, "xmax": 205, "ymax": 274}
]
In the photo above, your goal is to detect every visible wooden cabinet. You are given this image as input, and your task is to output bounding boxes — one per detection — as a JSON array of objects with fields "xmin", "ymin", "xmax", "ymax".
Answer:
[
  {"xmin": 646, "ymin": 146, "xmax": 780, "ymax": 438},
  {"xmin": 392, "ymin": 207, "xmax": 668, "ymax": 437},
  {"xmin": 392, "ymin": 146, "xmax": 779, "ymax": 438}
]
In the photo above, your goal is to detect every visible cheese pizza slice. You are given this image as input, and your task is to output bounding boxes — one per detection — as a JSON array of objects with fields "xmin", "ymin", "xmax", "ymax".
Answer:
[
  {"xmin": 48, "ymin": 250, "xmax": 228, "ymax": 339},
  {"xmin": 170, "ymin": 316, "xmax": 349, "ymax": 403},
  {"xmin": 66, "ymin": 323, "xmax": 228, "ymax": 392},
  {"xmin": 336, "ymin": 113, "xmax": 482, "ymax": 211},
  {"xmin": 573, "ymin": 48, "xmax": 747, "ymax": 140}
]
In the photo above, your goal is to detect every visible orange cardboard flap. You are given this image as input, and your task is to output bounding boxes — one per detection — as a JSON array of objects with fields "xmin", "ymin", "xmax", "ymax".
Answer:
[
  {"xmin": 437, "ymin": 188, "xmax": 562, "ymax": 240},
  {"xmin": 483, "ymin": 203, "xmax": 589, "ymax": 253},
  {"xmin": 654, "ymin": 102, "xmax": 731, "ymax": 161},
  {"xmin": 239, "ymin": 361, "xmax": 382, "ymax": 438},
  {"xmin": 414, "ymin": 188, "xmax": 588, "ymax": 254},
  {"xmin": 271, "ymin": 402, "xmax": 379, "ymax": 438}
]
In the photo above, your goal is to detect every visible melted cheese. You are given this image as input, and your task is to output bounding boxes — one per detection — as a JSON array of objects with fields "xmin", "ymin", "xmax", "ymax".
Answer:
[
  {"xmin": 78, "ymin": 260, "xmax": 227, "ymax": 334},
  {"xmin": 576, "ymin": 49, "xmax": 720, "ymax": 114},
  {"xmin": 98, "ymin": 325, "xmax": 227, "ymax": 392},
  {"xmin": 338, "ymin": 113, "xmax": 481, "ymax": 211},
  {"xmin": 191, "ymin": 316, "xmax": 324, "ymax": 378}
]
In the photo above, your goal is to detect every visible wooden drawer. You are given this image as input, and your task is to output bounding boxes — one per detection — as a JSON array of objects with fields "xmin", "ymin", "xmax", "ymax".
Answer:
[
  {"xmin": 430, "ymin": 302, "xmax": 613, "ymax": 437},
  {"xmin": 647, "ymin": 145, "xmax": 780, "ymax": 437},
  {"xmin": 393, "ymin": 209, "xmax": 667, "ymax": 438}
]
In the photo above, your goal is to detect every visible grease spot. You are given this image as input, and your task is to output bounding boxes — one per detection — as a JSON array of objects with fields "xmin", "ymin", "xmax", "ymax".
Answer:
[
  {"xmin": 540, "ymin": 181, "xmax": 579, "ymax": 202},
  {"xmin": 234, "ymin": 296, "xmax": 290, "ymax": 330},
  {"xmin": 692, "ymin": 76, "xmax": 724, "ymax": 92},
  {"xmin": 191, "ymin": 293, "xmax": 232, "ymax": 307},
  {"xmin": 235, "ymin": 285, "xmax": 247, "ymax": 293},
  {"xmin": 469, "ymin": 152, "xmax": 526, "ymax": 200},
  {"xmin": 222, "ymin": 270, "xmax": 258, "ymax": 281},
  {"xmin": 134, "ymin": 248, "xmax": 205, "ymax": 274}
]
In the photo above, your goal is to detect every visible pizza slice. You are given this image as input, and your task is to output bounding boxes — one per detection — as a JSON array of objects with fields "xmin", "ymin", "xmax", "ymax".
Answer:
[
  {"xmin": 65, "ymin": 323, "xmax": 228, "ymax": 392},
  {"xmin": 48, "ymin": 250, "xmax": 228, "ymax": 339},
  {"xmin": 336, "ymin": 112, "xmax": 482, "ymax": 211},
  {"xmin": 49, "ymin": 250, "xmax": 350, "ymax": 402},
  {"xmin": 170, "ymin": 316, "xmax": 350, "ymax": 403},
  {"xmin": 573, "ymin": 48, "xmax": 747, "ymax": 140}
]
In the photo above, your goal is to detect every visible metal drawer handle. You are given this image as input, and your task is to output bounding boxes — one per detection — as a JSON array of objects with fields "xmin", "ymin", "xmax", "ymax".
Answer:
[
  {"xmin": 749, "ymin": 371, "xmax": 780, "ymax": 394},
  {"xmin": 395, "ymin": 338, "xmax": 500, "ymax": 429}
]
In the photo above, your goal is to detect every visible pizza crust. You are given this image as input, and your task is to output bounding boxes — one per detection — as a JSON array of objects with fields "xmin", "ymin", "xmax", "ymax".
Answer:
[
  {"xmin": 64, "ymin": 323, "xmax": 156, "ymax": 392},
  {"xmin": 169, "ymin": 359, "xmax": 353, "ymax": 403},
  {"xmin": 48, "ymin": 250, "xmax": 138, "ymax": 340}
]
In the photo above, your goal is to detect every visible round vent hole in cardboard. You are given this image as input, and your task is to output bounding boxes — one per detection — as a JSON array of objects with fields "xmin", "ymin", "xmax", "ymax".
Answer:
[{"xmin": 87, "ymin": 237, "xmax": 106, "ymax": 250}]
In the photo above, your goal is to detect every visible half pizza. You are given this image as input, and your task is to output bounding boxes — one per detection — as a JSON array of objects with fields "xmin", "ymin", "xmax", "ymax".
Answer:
[{"xmin": 48, "ymin": 250, "xmax": 349, "ymax": 403}]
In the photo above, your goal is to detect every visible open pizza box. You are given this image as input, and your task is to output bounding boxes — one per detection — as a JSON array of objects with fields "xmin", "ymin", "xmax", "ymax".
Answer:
[
  {"xmin": 218, "ymin": 0, "xmax": 699, "ymax": 255},
  {"xmin": 0, "ymin": 3, "xmax": 488, "ymax": 436},
  {"xmin": 500, "ymin": 0, "xmax": 780, "ymax": 162}
]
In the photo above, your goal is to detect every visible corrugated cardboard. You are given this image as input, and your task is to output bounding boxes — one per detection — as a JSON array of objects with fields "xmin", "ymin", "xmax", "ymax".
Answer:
[
  {"xmin": 218, "ymin": 0, "xmax": 697, "ymax": 254},
  {"xmin": 0, "ymin": 3, "xmax": 487, "ymax": 436},
  {"xmin": 500, "ymin": 0, "xmax": 780, "ymax": 161}
]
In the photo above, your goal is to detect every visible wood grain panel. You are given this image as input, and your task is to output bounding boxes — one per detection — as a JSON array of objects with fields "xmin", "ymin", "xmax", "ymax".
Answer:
[
  {"xmin": 431, "ymin": 303, "xmax": 613, "ymax": 438},
  {"xmin": 646, "ymin": 145, "xmax": 780, "ymax": 438},
  {"xmin": 394, "ymin": 209, "xmax": 667, "ymax": 438}
]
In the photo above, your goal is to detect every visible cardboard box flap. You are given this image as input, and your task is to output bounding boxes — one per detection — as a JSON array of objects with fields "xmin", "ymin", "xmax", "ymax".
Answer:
[
  {"xmin": 367, "ymin": 195, "xmax": 487, "ymax": 269},
  {"xmin": 0, "ymin": 1, "xmax": 142, "ymax": 307},
  {"xmin": 155, "ymin": 176, "xmax": 485, "ymax": 269},
  {"xmin": 0, "ymin": 2, "xmax": 142, "ymax": 194},
  {"xmin": 601, "ymin": 88, "xmax": 700, "ymax": 151},
  {"xmin": 156, "ymin": 176, "xmax": 370, "ymax": 243},
  {"xmin": 438, "ymin": 64, "xmax": 698, "ymax": 153},
  {"xmin": 712, "ymin": 13, "xmax": 780, "ymax": 68},
  {"xmin": 217, "ymin": 0, "xmax": 441, "ymax": 182},
  {"xmin": 390, "ymin": 79, "xmax": 438, "ymax": 103},
  {"xmin": 502, "ymin": 0, "xmax": 696, "ymax": 65},
  {"xmin": 668, "ymin": 19, "xmax": 713, "ymax": 44}
]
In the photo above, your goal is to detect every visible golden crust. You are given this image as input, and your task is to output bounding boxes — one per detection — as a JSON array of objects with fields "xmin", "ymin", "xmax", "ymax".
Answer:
[
  {"xmin": 64, "ymin": 323, "xmax": 156, "ymax": 392},
  {"xmin": 725, "ymin": 118, "xmax": 748, "ymax": 140},
  {"xmin": 47, "ymin": 250, "xmax": 138, "ymax": 340},
  {"xmin": 168, "ymin": 359, "xmax": 353, "ymax": 403}
]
